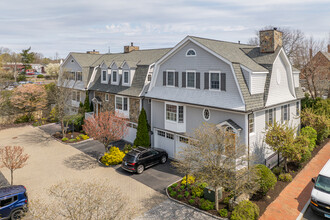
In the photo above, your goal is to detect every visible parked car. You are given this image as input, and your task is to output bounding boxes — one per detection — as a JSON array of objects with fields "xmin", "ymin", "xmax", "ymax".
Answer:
[
  {"xmin": 310, "ymin": 159, "xmax": 330, "ymax": 218},
  {"xmin": 0, "ymin": 185, "xmax": 28, "ymax": 219},
  {"xmin": 121, "ymin": 147, "xmax": 168, "ymax": 174}
]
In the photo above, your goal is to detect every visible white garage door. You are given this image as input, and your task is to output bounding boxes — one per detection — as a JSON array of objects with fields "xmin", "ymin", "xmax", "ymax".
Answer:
[
  {"xmin": 123, "ymin": 122, "xmax": 137, "ymax": 144},
  {"xmin": 176, "ymin": 136, "xmax": 190, "ymax": 157},
  {"xmin": 154, "ymin": 129, "xmax": 175, "ymax": 158}
]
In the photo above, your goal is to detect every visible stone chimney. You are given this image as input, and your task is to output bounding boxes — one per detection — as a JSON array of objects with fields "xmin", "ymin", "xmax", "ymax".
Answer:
[
  {"xmin": 124, "ymin": 42, "xmax": 139, "ymax": 53},
  {"xmin": 259, "ymin": 28, "xmax": 283, "ymax": 53},
  {"xmin": 87, "ymin": 49, "xmax": 99, "ymax": 54}
]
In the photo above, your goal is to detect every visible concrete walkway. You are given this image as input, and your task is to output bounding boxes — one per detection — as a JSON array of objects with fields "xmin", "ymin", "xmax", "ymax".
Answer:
[{"xmin": 260, "ymin": 141, "xmax": 330, "ymax": 220}]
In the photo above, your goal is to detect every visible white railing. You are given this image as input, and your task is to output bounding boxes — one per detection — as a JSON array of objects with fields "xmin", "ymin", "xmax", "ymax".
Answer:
[{"xmin": 85, "ymin": 112, "xmax": 94, "ymax": 119}]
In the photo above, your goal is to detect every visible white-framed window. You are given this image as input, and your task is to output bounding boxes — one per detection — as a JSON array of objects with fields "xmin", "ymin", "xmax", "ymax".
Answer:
[
  {"xmin": 296, "ymin": 102, "xmax": 300, "ymax": 116},
  {"xmin": 112, "ymin": 70, "xmax": 118, "ymax": 83},
  {"xmin": 115, "ymin": 96, "xmax": 128, "ymax": 111},
  {"xmin": 248, "ymin": 113, "xmax": 254, "ymax": 134},
  {"xmin": 166, "ymin": 104, "xmax": 177, "ymax": 121},
  {"xmin": 166, "ymin": 133, "xmax": 174, "ymax": 139},
  {"xmin": 203, "ymin": 108, "xmax": 210, "ymax": 121},
  {"xmin": 166, "ymin": 103, "xmax": 184, "ymax": 123},
  {"xmin": 147, "ymin": 74, "xmax": 152, "ymax": 82},
  {"xmin": 70, "ymin": 71, "xmax": 75, "ymax": 80},
  {"xmin": 281, "ymin": 104, "xmax": 290, "ymax": 122},
  {"xmin": 186, "ymin": 71, "xmax": 196, "ymax": 88},
  {"xmin": 72, "ymin": 91, "xmax": 76, "ymax": 101},
  {"xmin": 102, "ymin": 70, "xmax": 107, "ymax": 82},
  {"xmin": 157, "ymin": 130, "xmax": 165, "ymax": 137},
  {"xmin": 265, "ymin": 108, "xmax": 276, "ymax": 127},
  {"xmin": 105, "ymin": 94, "xmax": 109, "ymax": 101},
  {"xmin": 186, "ymin": 49, "xmax": 196, "ymax": 57},
  {"xmin": 167, "ymin": 71, "xmax": 175, "ymax": 86},
  {"xmin": 210, "ymin": 72, "xmax": 220, "ymax": 90},
  {"xmin": 123, "ymin": 71, "xmax": 129, "ymax": 85},
  {"xmin": 77, "ymin": 91, "xmax": 80, "ymax": 102},
  {"xmin": 179, "ymin": 136, "xmax": 189, "ymax": 143},
  {"xmin": 76, "ymin": 71, "xmax": 82, "ymax": 81}
]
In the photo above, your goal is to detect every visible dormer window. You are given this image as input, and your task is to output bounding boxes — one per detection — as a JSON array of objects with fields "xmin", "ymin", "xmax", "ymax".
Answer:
[
  {"xmin": 112, "ymin": 70, "xmax": 117, "ymax": 83},
  {"xmin": 101, "ymin": 70, "xmax": 108, "ymax": 83},
  {"xmin": 123, "ymin": 71, "xmax": 129, "ymax": 85},
  {"xmin": 186, "ymin": 49, "xmax": 196, "ymax": 57},
  {"xmin": 167, "ymin": 71, "xmax": 174, "ymax": 86}
]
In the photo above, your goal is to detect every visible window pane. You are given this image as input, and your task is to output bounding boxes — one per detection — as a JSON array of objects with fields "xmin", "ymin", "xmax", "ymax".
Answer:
[
  {"xmin": 116, "ymin": 97, "xmax": 122, "ymax": 110},
  {"xmin": 124, "ymin": 72, "xmax": 129, "ymax": 83},
  {"xmin": 102, "ymin": 71, "xmax": 106, "ymax": 81},
  {"xmin": 187, "ymin": 50, "xmax": 196, "ymax": 56},
  {"xmin": 178, "ymin": 106, "xmax": 184, "ymax": 123},
  {"xmin": 268, "ymin": 109, "xmax": 273, "ymax": 124},
  {"xmin": 210, "ymin": 73, "xmax": 219, "ymax": 89},
  {"xmin": 77, "ymin": 92, "xmax": 80, "ymax": 102},
  {"xmin": 166, "ymin": 104, "xmax": 177, "ymax": 121},
  {"xmin": 167, "ymin": 72, "xmax": 174, "ymax": 86},
  {"xmin": 187, "ymin": 72, "xmax": 195, "ymax": 88},
  {"xmin": 284, "ymin": 105, "xmax": 288, "ymax": 120},
  {"xmin": 113, "ymin": 71, "xmax": 117, "ymax": 82},
  {"xmin": 123, "ymin": 98, "xmax": 128, "ymax": 111}
]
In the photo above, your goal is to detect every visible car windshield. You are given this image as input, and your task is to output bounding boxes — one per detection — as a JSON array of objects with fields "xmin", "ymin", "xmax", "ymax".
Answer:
[
  {"xmin": 315, "ymin": 175, "xmax": 330, "ymax": 194},
  {"xmin": 124, "ymin": 154, "xmax": 137, "ymax": 163}
]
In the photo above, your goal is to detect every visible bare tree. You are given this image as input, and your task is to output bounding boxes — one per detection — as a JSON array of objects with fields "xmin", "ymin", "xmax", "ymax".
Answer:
[
  {"xmin": 29, "ymin": 180, "xmax": 136, "ymax": 220},
  {"xmin": 174, "ymin": 123, "xmax": 257, "ymax": 211},
  {"xmin": 0, "ymin": 146, "xmax": 29, "ymax": 185}
]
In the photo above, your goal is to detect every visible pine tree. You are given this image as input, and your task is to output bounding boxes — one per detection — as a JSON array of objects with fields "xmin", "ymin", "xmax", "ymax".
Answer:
[
  {"xmin": 134, "ymin": 108, "xmax": 150, "ymax": 147},
  {"xmin": 84, "ymin": 91, "xmax": 91, "ymax": 112}
]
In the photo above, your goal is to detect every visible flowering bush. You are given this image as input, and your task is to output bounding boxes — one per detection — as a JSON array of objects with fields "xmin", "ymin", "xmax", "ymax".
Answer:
[
  {"xmin": 101, "ymin": 147, "xmax": 125, "ymax": 166},
  {"xmin": 181, "ymin": 175, "xmax": 195, "ymax": 186}
]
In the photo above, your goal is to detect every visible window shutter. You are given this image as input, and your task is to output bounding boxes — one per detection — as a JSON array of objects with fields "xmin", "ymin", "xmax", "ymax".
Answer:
[
  {"xmin": 281, "ymin": 106, "xmax": 284, "ymax": 123},
  {"xmin": 288, "ymin": 104, "xmax": 290, "ymax": 120},
  {"xmin": 196, "ymin": 72, "xmax": 200, "ymax": 89},
  {"xmin": 175, "ymin": 71, "xmax": 179, "ymax": 87},
  {"xmin": 204, "ymin": 72, "xmax": 209, "ymax": 89},
  {"xmin": 163, "ymin": 71, "xmax": 166, "ymax": 86},
  {"xmin": 221, "ymin": 73, "xmax": 226, "ymax": 91},
  {"xmin": 265, "ymin": 110, "xmax": 269, "ymax": 128},
  {"xmin": 182, "ymin": 72, "xmax": 186, "ymax": 88}
]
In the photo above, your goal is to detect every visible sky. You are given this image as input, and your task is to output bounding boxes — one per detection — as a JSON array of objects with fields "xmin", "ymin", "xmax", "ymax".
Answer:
[{"xmin": 0, "ymin": 0, "xmax": 329, "ymax": 59}]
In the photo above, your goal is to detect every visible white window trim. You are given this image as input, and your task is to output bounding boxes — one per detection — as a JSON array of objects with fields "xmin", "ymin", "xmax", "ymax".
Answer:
[
  {"xmin": 202, "ymin": 108, "xmax": 210, "ymax": 121},
  {"xmin": 105, "ymin": 94, "xmax": 109, "ymax": 102},
  {"xmin": 186, "ymin": 48, "xmax": 196, "ymax": 57},
  {"xmin": 115, "ymin": 95, "xmax": 129, "ymax": 112},
  {"xmin": 101, "ymin": 69, "xmax": 108, "ymax": 83},
  {"xmin": 248, "ymin": 113, "xmax": 255, "ymax": 135},
  {"xmin": 122, "ymin": 70, "xmax": 130, "ymax": 86},
  {"xmin": 209, "ymin": 71, "xmax": 221, "ymax": 91},
  {"xmin": 186, "ymin": 70, "xmax": 196, "ymax": 89},
  {"xmin": 111, "ymin": 70, "xmax": 119, "ymax": 85},
  {"xmin": 165, "ymin": 102, "xmax": 185, "ymax": 124},
  {"xmin": 166, "ymin": 70, "xmax": 175, "ymax": 87}
]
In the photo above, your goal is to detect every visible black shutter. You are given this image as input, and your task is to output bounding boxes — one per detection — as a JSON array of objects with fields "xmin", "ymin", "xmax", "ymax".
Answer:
[
  {"xmin": 221, "ymin": 73, "xmax": 226, "ymax": 91},
  {"xmin": 175, "ymin": 71, "xmax": 179, "ymax": 87},
  {"xmin": 182, "ymin": 72, "xmax": 186, "ymax": 88},
  {"xmin": 163, "ymin": 71, "xmax": 166, "ymax": 86},
  {"xmin": 196, "ymin": 72, "xmax": 200, "ymax": 89},
  {"xmin": 204, "ymin": 72, "xmax": 209, "ymax": 89}
]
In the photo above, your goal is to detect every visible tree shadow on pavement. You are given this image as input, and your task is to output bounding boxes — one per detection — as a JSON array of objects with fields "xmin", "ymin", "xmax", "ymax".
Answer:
[
  {"xmin": 14, "ymin": 130, "xmax": 53, "ymax": 146},
  {"xmin": 63, "ymin": 153, "xmax": 99, "ymax": 170}
]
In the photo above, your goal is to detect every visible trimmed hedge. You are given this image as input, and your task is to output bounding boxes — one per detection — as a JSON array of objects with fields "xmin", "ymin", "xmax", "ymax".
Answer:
[
  {"xmin": 231, "ymin": 200, "xmax": 259, "ymax": 220},
  {"xmin": 254, "ymin": 164, "xmax": 277, "ymax": 195}
]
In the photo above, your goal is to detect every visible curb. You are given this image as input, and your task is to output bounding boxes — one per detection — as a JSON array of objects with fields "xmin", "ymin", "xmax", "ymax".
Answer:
[
  {"xmin": 165, "ymin": 179, "xmax": 227, "ymax": 220},
  {"xmin": 296, "ymin": 198, "xmax": 310, "ymax": 220},
  {"xmin": 49, "ymin": 134, "xmax": 93, "ymax": 146}
]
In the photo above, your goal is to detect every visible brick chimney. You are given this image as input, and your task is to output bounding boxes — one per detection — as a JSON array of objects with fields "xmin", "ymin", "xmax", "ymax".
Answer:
[
  {"xmin": 259, "ymin": 28, "xmax": 283, "ymax": 53},
  {"xmin": 87, "ymin": 49, "xmax": 99, "ymax": 54},
  {"xmin": 124, "ymin": 42, "xmax": 139, "ymax": 53}
]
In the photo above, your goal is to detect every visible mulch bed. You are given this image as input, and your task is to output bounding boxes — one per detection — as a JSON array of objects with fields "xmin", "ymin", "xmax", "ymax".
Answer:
[
  {"xmin": 251, "ymin": 138, "xmax": 329, "ymax": 216},
  {"xmin": 0, "ymin": 122, "xmax": 33, "ymax": 131},
  {"xmin": 53, "ymin": 131, "xmax": 87, "ymax": 143}
]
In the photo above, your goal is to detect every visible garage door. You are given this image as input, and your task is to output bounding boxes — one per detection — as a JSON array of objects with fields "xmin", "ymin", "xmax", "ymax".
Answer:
[{"xmin": 154, "ymin": 129, "xmax": 175, "ymax": 158}]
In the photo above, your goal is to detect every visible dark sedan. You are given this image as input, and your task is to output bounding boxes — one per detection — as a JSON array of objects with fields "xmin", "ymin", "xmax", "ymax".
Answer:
[{"xmin": 121, "ymin": 147, "xmax": 168, "ymax": 174}]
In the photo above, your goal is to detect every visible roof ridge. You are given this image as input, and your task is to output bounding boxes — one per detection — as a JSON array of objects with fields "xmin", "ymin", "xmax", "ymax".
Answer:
[{"xmin": 190, "ymin": 35, "xmax": 256, "ymax": 47}]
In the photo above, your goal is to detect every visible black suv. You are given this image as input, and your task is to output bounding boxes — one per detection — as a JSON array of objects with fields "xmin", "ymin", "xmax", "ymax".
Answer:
[{"xmin": 121, "ymin": 147, "xmax": 168, "ymax": 174}]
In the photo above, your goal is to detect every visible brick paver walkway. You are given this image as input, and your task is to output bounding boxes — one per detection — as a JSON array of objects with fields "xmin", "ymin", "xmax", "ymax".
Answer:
[{"xmin": 260, "ymin": 141, "xmax": 330, "ymax": 220}]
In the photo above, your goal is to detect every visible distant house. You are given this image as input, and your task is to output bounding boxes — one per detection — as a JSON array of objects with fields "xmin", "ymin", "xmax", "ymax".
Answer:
[{"xmin": 300, "ymin": 45, "xmax": 330, "ymax": 98}]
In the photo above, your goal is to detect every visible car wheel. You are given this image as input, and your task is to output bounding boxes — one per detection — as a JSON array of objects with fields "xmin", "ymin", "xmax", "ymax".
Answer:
[
  {"xmin": 11, "ymin": 209, "xmax": 23, "ymax": 220},
  {"xmin": 160, "ymin": 155, "xmax": 167, "ymax": 164},
  {"xmin": 137, "ymin": 165, "xmax": 144, "ymax": 174}
]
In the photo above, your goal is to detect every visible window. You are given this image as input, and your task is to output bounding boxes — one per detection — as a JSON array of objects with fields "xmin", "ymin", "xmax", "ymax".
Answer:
[
  {"xmin": 248, "ymin": 113, "xmax": 254, "ymax": 134},
  {"xmin": 179, "ymin": 136, "xmax": 189, "ymax": 143},
  {"xmin": 167, "ymin": 71, "xmax": 174, "ymax": 86},
  {"xmin": 187, "ymin": 71, "xmax": 195, "ymax": 88},
  {"xmin": 0, "ymin": 197, "xmax": 13, "ymax": 207},
  {"xmin": 203, "ymin": 109, "xmax": 210, "ymax": 121},
  {"xmin": 115, "ymin": 96, "xmax": 128, "ymax": 111},
  {"xmin": 147, "ymin": 74, "xmax": 152, "ymax": 82},
  {"xmin": 281, "ymin": 104, "xmax": 290, "ymax": 122},
  {"xmin": 71, "ymin": 59, "xmax": 74, "ymax": 63},
  {"xmin": 157, "ymin": 130, "xmax": 165, "ymax": 137},
  {"xmin": 166, "ymin": 133, "xmax": 174, "ymax": 139},
  {"xmin": 70, "ymin": 72, "xmax": 75, "ymax": 80},
  {"xmin": 112, "ymin": 70, "xmax": 117, "ymax": 83},
  {"xmin": 76, "ymin": 71, "xmax": 82, "ymax": 81},
  {"xmin": 265, "ymin": 108, "xmax": 276, "ymax": 127},
  {"xmin": 166, "ymin": 104, "xmax": 177, "ymax": 121},
  {"xmin": 105, "ymin": 94, "xmax": 109, "ymax": 101},
  {"xmin": 102, "ymin": 70, "xmax": 107, "ymax": 81},
  {"xmin": 178, "ymin": 106, "xmax": 184, "ymax": 123},
  {"xmin": 186, "ymin": 49, "xmax": 196, "ymax": 56},
  {"xmin": 296, "ymin": 102, "xmax": 300, "ymax": 116},
  {"xmin": 210, "ymin": 72, "xmax": 220, "ymax": 90},
  {"xmin": 77, "ymin": 91, "xmax": 80, "ymax": 102},
  {"xmin": 72, "ymin": 91, "xmax": 76, "ymax": 101},
  {"xmin": 123, "ymin": 71, "xmax": 129, "ymax": 84}
]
